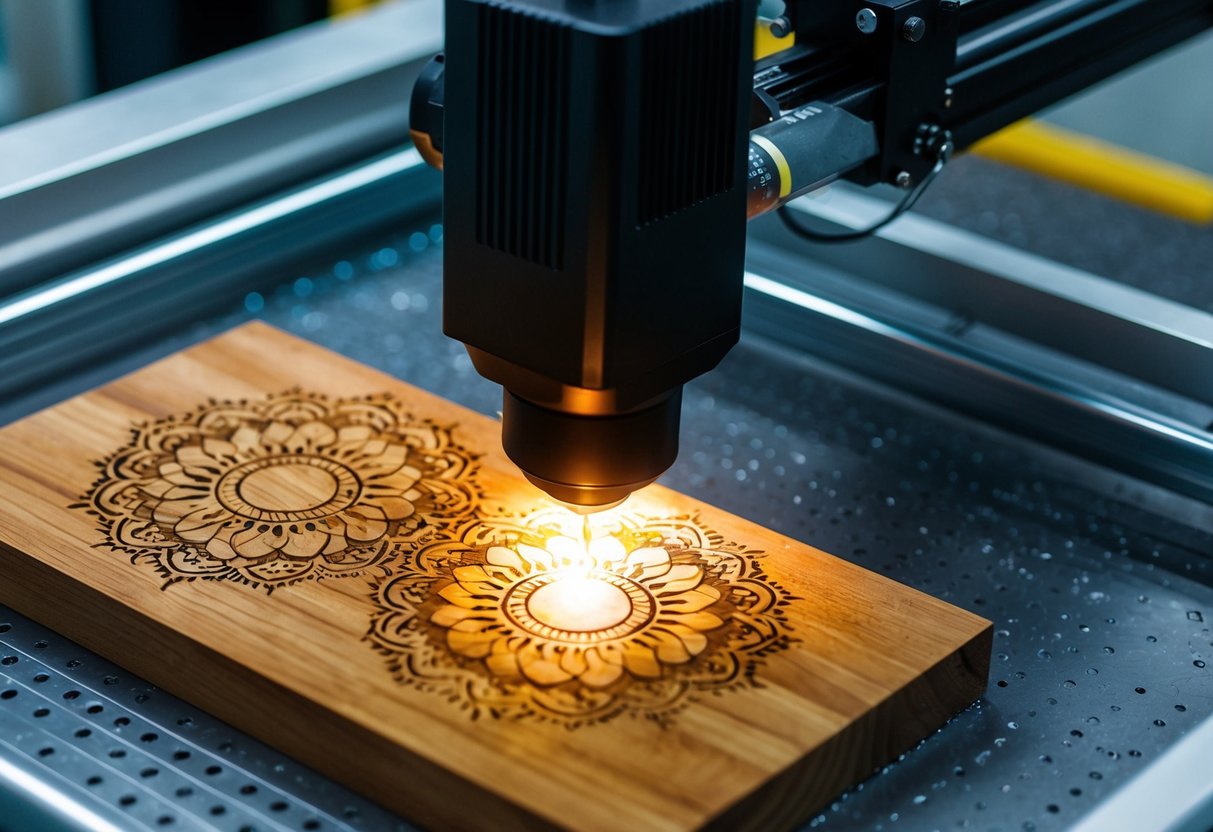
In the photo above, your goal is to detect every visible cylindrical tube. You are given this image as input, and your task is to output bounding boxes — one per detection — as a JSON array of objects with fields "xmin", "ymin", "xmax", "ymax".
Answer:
[{"xmin": 746, "ymin": 102, "xmax": 880, "ymax": 218}]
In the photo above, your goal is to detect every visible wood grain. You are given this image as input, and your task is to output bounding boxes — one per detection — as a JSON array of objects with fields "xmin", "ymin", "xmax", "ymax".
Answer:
[{"xmin": 0, "ymin": 322, "xmax": 991, "ymax": 831}]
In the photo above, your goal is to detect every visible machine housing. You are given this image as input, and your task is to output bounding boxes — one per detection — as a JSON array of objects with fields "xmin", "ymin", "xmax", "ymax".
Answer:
[{"xmin": 441, "ymin": 0, "xmax": 757, "ymax": 507}]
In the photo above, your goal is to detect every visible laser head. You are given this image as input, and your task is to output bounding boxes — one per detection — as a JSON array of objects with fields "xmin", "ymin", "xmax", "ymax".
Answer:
[{"xmin": 430, "ymin": 0, "xmax": 754, "ymax": 512}]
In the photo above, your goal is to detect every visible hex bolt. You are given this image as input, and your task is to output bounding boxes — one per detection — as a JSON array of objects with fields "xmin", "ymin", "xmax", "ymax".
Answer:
[
  {"xmin": 856, "ymin": 8, "xmax": 878, "ymax": 34},
  {"xmin": 903, "ymin": 16, "xmax": 926, "ymax": 42},
  {"xmin": 895, "ymin": 171, "xmax": 913, "ymax": 188},
  {"xmin": 770, "ymin": 15, "xmax": 792, "ymax": 38}
]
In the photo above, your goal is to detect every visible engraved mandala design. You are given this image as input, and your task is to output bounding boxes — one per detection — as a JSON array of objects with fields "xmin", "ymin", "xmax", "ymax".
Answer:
[
  {"xmin": 368, "ymin": 510, "xmax": 797, "ymax": 727},
  {"xmin": 77, "ymin": 391, "xmax": 478, "ymax": 589}
]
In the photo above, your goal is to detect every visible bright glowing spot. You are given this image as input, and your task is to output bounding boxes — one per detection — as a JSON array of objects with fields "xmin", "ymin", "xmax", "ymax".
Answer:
[{"xmin": 527, "ymin": 573, "xmax": 632, "ymax": 632}]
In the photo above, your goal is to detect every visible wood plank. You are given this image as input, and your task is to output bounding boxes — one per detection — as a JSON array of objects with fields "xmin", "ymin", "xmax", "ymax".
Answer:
[{"xmin": 0, "ymin": 322, "xmax": 991, "ymax": 830}]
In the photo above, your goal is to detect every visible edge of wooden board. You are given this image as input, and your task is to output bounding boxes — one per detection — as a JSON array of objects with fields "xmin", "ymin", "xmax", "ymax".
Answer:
[{"xmin": 707, "ymin": 623, "xmax": 992, "ymax": 830}]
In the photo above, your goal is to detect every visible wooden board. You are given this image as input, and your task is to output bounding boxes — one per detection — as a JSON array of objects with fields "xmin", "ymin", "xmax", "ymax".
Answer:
[{"xmin": 0, "ymin": 322, "xmax": 990, "ymax": 831}]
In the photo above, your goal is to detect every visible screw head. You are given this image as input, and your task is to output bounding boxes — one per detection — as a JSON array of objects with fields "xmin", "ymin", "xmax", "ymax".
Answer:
[
  {"xmin": 769, "ymin": 15, "xmax": 792, "ymax": 38},
  {"xmin": 895, "ymin": 170, "xmax": 913, "ymax": 188},
  {"xmin": 903, "ymin": 16, "xmax": 926, "ymax": 42},
  {"xmin": 856, "ymin": 8, "xmax": 878, "ymax": 34}
]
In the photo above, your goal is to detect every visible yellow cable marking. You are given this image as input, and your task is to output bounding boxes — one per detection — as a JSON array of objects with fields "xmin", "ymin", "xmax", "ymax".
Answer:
[
  {"xmin": 752, "ymin": 135, "xmax": 792, "ymax": 199},
  {"xmin": 972, "ymin": 120, "xmax": 1213, "ymax": 224}
]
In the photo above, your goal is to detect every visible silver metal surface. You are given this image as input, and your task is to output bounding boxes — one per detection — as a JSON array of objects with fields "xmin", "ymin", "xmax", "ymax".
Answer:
[
  {"xmin": 915, "ymin": 153, "xmax": 1213, "ymax": 317},
  {"xmin": 0, "ymin": 146, "xmax": 438, "ymax": 413},
  {"xmin": 0, "ymin": 0, "xmax": 442, "ymax": 293},
  {"xmin": 755, "ymin": 187, "xmax": 1213, "ymax": 404},
  {"xmin": 856, "ymin": 8, "xmax": 879, "ymax": 34},
  {"xmin": 740, "ymin": 244, "xmax": 1213, "ymax": 507},
  {"xmin": 1072, "ymin": 709, "xmax": 1213, "ymax": 832},
  {"xmin": 0, "ymin": 609, "xmax": 411, "ymax": 832}
]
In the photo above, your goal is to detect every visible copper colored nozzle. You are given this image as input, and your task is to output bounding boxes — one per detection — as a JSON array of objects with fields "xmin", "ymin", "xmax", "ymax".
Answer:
[{"xmin": 501, "ymin": 389, "xmax": 682, "ymax": 511}]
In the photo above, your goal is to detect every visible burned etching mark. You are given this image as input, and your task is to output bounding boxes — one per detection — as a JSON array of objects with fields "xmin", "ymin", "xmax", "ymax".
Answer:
[
  {"xmin": 367, "ymin": 509, "xmax": 797, "ymax": 727},
  {"xmin": 76, "ymin": 391, "xmax": 479, "ymax": 590}
]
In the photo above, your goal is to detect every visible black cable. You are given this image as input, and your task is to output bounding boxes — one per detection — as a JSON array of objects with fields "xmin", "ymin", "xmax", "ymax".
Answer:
[{"xmin": 777, "ymin": 142, "xmax": 952, "ymax": 243}]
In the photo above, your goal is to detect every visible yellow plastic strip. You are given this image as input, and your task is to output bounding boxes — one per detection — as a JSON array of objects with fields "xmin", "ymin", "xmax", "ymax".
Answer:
[
  {"xmin": 971, "ymin": 120, "xmax": 1213, "ymax": 224},
  {"xmin": 329, "ymin": 0, "xmax": 376, "ymax": 18},
  {"xmin": 755, "ymin": 17, "xmax": 795, "ymax": 60},
  {"xmin": 752, "ymin": 135, "xmax": 792, "ymax": 198}
]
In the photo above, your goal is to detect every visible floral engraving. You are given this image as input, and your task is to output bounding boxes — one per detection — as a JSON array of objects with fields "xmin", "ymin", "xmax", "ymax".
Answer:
[
  {"xmin": 368, "ymin": 509, "xmax": 797, "ymax": 727},
  {"xmin": 77, "ymin": 391, "xmax": 478, "ymax": 588}
]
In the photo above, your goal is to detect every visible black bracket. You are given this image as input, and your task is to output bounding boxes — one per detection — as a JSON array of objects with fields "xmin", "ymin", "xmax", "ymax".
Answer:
[{"xmin": 852, "ymin": 0, "xmax": 959, "ymax": 187}]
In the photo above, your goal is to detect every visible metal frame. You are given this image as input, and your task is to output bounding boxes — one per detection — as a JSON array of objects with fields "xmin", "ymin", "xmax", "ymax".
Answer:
[
  {"xmin": 0, "ymin": 0, "xmax": 442, "ymax": 414},
  {"xmin": 0, "ymin": 605, "xmax": 409, "ymax": 832},
  {"xmin": 947, "ymin": 0, "xmax": 1213, "ymax": 147},
  {"xmin": 0, "ymin": 0, "xmax": 441, "ymax": 294},
  {"xmin": 0, "ymin": 147, "xmax": 438, "ymax": 415}
]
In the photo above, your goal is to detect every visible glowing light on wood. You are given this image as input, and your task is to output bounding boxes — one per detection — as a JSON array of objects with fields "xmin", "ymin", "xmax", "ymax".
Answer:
[
  {"xmin": 525, "ymin": 572, "xmax": 633, "ymax": 632},
  {"xmin": 371, "ymin": 506, "xmax": 797, "ymax": 723}
]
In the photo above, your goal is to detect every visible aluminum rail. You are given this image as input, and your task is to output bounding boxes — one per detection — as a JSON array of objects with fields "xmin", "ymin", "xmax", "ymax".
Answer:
[
  {"xmin": 957, "ymin": 0, "xmax": 1130, "ymax": 70},
  {"xmin": 0, "ymin": 0, "xmax": 442, "ymax": 296},
  {"xmin": 0, "ymin": 147, "xmax": 438, "ymax": 410},
  {"xmin": 751, "ymin": 188, "xmax": 1213, "ymax": 405},
  {"xmin": 741, "ymin": 255, "xmax": 1213, "ymax": 510},
  {"xmin": 946, "ymin": 0, "xmax": 1213, "ymax": 146}
]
